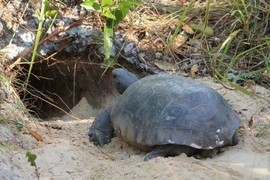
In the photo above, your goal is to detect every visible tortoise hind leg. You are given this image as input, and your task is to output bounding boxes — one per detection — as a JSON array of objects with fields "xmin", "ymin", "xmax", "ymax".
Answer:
[
  {"xmin": 231, "ymin": 131, "xmax": 239, "ymax": 146},
  {"xmin": 88, "ymin": 107, "xmax": 114, "ymax": 147},
  {"xmin": 144, "ymin": 145, "xmax": 198, "ymax": 161},
  {"xmin": 195, "ymin": 149, "xmax": 219, "ymax": 159}
]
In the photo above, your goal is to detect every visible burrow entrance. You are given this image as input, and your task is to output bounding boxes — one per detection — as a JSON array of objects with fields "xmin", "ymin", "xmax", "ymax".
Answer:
[{"xmin": 18, "ymin": 52, "xmax": 121, "ymax": 119}]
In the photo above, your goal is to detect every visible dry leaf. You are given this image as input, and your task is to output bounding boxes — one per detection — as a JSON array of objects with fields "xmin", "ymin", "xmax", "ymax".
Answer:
[
  {"xmin": 244, "ymin": 80, "xmax": 255, "ymax": 90},
  {"xmin": 190, "ymin": 64, "xmax": 199, "ymax": 78},
  {"xmin": 182, "ymin": 23, "xmax": 194, "ymax": 34},
  {"xmin": 154, "ymin": 61, "xmax": 176, "ymax": 71},
  {"xmin": 262, "ymin": 71, "xmax": 270, "ymax": 78},
  {"xmin": 29, "ymin": 130, "xmax": 44, "ymax": 141},
  {"xmin": 189, "ymin": 23, "xmax": 214, "ymax": 38},
  {"xmin": 172, "ymin": 34, "xmax": 188, "ymax": 49}
]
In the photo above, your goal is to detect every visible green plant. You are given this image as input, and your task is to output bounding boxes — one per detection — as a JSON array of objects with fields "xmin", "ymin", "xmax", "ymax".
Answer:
[
  {"xmin": 231, "ymin": 0, "xmax": 250, "ymax": 32},
  {"xmin": 26, "ymin": 151, "xmax": 40, "ymax": 177},
  {"xmin": 81, "ymin": 0, "xmax": 142, "ymax": 68},
  {"xmin": 203, "ymin": 0, "xmax": 270, "ymax": 98},
  {"xmin": 26, "ymin": 151, "xmax": 37, "ymax": 167},
  {"xmin": 26, "ymin": 0, "xmax": 58, "ymax": 89},
  {"xmin": 165, "ymin": 0, "xmax": 197, "ymax": 53}
]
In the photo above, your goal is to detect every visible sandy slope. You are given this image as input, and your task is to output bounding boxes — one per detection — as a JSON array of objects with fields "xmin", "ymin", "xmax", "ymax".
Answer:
[{"xmin": 1, "ymin": 78, "xmax": 270, "ymax": 180}]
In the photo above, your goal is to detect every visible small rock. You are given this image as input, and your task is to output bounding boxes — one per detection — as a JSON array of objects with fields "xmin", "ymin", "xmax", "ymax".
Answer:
[
  {"xmin": 155, "ymin": 52, "xmax": 163, "ymax": 59},
  {"xmin": 123, "ymin": 42, "xmax": 135, "ymax": 56}
]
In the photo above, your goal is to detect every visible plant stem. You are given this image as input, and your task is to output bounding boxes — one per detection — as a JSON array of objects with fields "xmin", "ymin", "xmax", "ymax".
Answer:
[{"xmin": 25, "ymin": 0, "xmax": 47, "ymax": 91}]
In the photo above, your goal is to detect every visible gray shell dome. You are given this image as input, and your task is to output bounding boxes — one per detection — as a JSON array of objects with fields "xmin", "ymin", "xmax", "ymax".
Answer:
[{"xmin": 111, "ymin": 74, "xmax": 241, "ymax": 150}]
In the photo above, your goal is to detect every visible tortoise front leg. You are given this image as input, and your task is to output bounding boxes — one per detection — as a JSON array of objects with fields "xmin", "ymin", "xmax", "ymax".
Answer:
[{"xmin": 88, "ymin": 107, "xmax": 114, "ymax": 147}]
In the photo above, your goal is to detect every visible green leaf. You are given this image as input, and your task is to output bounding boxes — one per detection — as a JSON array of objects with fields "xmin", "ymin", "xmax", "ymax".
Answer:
[
  {"xmin": 102, "ymin": 0, "xmax": 112, "ymax": 7},
  {"xmin": 26, "ymin": 151, "xmax": 37, "ymax": 167},
  {"xmin": 108, "ymin": 0, "xmax": 142, "ymax": 26},
  {"xmin": 103, "ymin": 24, "xmax": 114, "ymax": 60},
  {"xmin": 102, "ymin": 58, "xmax": 117, "ymax": 68},
  {"xmin": 92, "ymin": 2, "xmax": 101, "ymax": 11},
  {"xmin": 92, "ymin": 36, "xmax": 103, "ymax": 43},
  {"xmin": 44, "ymin": 0, "xmax": 50, "ymax": 12},
  {"xmin": 103, "ymin": 8, "xmax": 116, "ymax": 19},
  {"xmin": 45, "ymin": 9, "xmax": 57, "ymax": 18},
  {"xmin": 119, "ymin": 1, "xmax": 143, "ymax": 15},
  {"xmin": 119, "ymin": 3, "xmax": 129, "ymax": 16},
  {"xmin": 107, "ymin": 9, "xmax": 126, "ymax": 27},
  {"xmin": 120, "ymin": 0, "xmax": 143, "ymax": 8},
  {"xmin": 16, "ymin": 119, "xmax": 24, "ymax": 131},
  {"xmin": 109, "ymin": 9, "xmax": 123, "ymax": 26},
  {"xmin": 81, "ymin": 0, "xmax": 96, "ymax": 5},
  {"xmin": 81, "ymin": 1, "xmax": 101, "ymax": 11}
]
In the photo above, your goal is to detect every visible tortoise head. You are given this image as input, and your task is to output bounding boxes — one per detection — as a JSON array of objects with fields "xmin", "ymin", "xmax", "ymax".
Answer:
[{"xmin": 112, "ymin": 68, "xmax": 139, "ymax": 94}]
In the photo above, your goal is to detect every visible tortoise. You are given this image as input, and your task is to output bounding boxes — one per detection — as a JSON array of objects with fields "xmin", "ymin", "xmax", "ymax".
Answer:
[{"xmin": 88, "ymin": 68, "xmax": 241, "ymax": 161}]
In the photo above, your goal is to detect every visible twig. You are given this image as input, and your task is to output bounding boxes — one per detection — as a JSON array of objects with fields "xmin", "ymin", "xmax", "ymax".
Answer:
[{"xmin": 26, "ymin": 88, "xmax": 79, "ymax": 120}]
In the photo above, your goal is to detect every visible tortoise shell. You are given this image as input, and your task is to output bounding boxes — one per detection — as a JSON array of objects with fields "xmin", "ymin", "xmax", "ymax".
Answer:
[{"xmin": 111, "ymin": 74, "xmax": 241, "ymax": 151}]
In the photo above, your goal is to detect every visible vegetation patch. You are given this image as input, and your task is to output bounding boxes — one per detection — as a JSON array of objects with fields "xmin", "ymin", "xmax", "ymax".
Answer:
[{"xmin": 0, "ymin": 0, "xmax": 269, "ymax": 119}]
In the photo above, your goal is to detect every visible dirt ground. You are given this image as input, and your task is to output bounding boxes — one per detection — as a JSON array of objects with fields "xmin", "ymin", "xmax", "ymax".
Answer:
[{"xmin": 1, "ymin": 77, "xmax": 269, "ymax": 180}]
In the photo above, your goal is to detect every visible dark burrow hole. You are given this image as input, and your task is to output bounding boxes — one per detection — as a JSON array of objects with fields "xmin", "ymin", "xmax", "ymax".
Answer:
[{"xmin": 18, "ymin": 53, "xmax": 120, "ymax": 119}]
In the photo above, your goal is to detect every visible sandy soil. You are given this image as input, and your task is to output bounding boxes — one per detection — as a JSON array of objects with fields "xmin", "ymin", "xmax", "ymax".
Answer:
[{"xmin": 1, "ymin": 77, "xmax": 269, "ymax": 180}]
